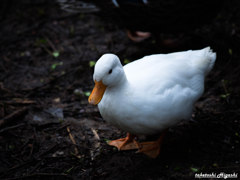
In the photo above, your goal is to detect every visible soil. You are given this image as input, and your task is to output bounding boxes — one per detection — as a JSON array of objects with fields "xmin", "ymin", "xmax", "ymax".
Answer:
[{"xmin": 0, "ymin": 1, "xmax": 240, "ymax": 180}]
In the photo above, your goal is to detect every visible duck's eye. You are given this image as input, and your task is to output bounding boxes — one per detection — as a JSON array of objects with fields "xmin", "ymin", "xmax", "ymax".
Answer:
[{"xmin": 108, "ymin": 69, "xmax": 112, "ymax": 74}]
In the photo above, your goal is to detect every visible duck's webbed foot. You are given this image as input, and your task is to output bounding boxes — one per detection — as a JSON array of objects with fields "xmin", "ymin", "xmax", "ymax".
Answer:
[
  {"xmin": 108, "ymin": 131, "xmax": 167, "ymax": 158},
  {"xmin": 137, "ymin": 131, "xmax": 167, "ymax": 158},
  {"xmin": 108, "ymin": 133, "xmax": 139, "ymax": 150}
]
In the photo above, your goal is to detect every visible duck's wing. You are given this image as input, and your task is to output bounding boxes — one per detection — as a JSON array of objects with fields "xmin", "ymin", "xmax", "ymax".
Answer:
[
  {"xmin": 121, "ymin": 48, "xmax": 216, "ymax": 124},
  {"xmin": 123, "ymin": 47, "xmax": 216, "ymax": 94}
]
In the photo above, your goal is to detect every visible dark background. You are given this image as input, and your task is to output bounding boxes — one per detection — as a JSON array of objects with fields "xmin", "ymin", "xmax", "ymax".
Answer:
[{"xmin": 0, "ymin": 1, "xmax": 240, "ymax": 179}]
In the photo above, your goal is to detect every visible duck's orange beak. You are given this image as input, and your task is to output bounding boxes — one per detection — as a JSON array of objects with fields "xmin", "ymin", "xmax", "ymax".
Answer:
[{"xmin": 88, "ymin": 80, "xmax": 107, "ymax": 105}]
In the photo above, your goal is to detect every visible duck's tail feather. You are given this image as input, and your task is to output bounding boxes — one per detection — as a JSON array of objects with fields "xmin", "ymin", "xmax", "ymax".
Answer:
[{"xmin": 194, "ymin": 47, "xmax": 216, "ymax": 76}]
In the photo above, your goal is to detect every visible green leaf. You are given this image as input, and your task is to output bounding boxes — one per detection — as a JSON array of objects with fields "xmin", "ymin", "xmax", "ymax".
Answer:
[
  {"xmin": 84, "ymin": 91, "xmax": 91, "ymax": 97},
  {"xmin": 190, "ymin": 167, "xmax": 199, "ymax": 172},
  {"xmin": 9, "ymin": 144, "xmax": 15, "ymax": 150},
  {"xmin": 58, "ymin": 118, "xmax": 64, "ymax": 123},
  {"xmin": 89, "ymin": 61, "xmax": 96, "ymax": 67},
  {"xmin": 51, "ymin": 64, "xmax": 57, "ymax": 70},
  {"xmin": 174, "ymin": 166, "xmax": 181, "ymax": 171},
  {"xmin": 35, "ymin": 38, "xmax": 47, "ymax": 46},
  {"xmin": 52, "ymin": 51, "xmax": 60, "ymax": 58},
  {"xmin": 104, "ymin": 139, "xmax": 110, "ymax": 143},
  {"xmin": 51, "ymin": 62, "xmax": 63, "ymax": 70},
  {"xmin": 64, "ymin": 166, "xmax": 74, "ymax": 174},
  {"xmin": 220, "ymin": 93, "xmax": 230, "ymax": 99},
  {"xmin": 124, "ymin": 58, "xmax": 130, "ymax": 64}
]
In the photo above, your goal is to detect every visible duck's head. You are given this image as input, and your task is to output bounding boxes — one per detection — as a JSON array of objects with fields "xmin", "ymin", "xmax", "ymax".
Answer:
[{"xmin": 88, "ymin": 54, "xmax": 125, "ymax": 105}]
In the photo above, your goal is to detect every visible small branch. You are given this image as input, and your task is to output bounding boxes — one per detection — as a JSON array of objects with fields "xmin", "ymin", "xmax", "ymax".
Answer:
[
  {"xmin": 0, "ymin": 123, "xmax": 25, "ymax": 134},
  {"xmin": 36, "ymin": 143, "xmax": 58, "ymax": 159},
  {"xmin": 3, "ymin": 98, "xmax": 36, "ymax": 105},
  {"xmin": 91, "ymin": 128, "xmax": 100, "ymax": 140},
  {"xmin": 45, "ymin": 36, "xmax": 57, "ymax": 52},
  {"xmin": 67, "ymin": 127, "xmax": 81, "ymax": 158},
  {"xmin": 0, "ymin": 107, "xmax": 28, "ymax": 128},
  {"xmin": 221, "ymin": 79, "xmax": 229, "ymax": 95}
]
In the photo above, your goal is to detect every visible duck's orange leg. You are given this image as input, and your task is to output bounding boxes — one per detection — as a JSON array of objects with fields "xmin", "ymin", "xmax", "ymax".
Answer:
[
  {"xmin": 108, "ymin": 133, "xmax": 139, "ymax": 150},
  {"xmin": 137, "ymin": 131, "xmax": 167, "ymax": 158}
]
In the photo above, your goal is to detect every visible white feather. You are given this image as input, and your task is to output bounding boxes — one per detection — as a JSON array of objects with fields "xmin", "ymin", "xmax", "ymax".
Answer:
[{"xmin": 94, "ymin": 47, "xmax": 216, "ymax": 135}]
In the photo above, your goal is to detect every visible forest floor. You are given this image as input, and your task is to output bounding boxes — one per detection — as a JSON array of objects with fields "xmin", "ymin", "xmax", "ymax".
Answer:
[{"xmin": 0, "ymin": 1, "xmax": 240, "ymax": 180}]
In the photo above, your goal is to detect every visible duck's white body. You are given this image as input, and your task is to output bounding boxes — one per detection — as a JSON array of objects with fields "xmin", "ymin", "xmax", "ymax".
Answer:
[{"xmin": 92, "ymin": 47, "xmax": 216, "ymax": 135}]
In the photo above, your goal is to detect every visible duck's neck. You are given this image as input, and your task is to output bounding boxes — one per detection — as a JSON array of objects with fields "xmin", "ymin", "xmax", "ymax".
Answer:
[{"xmin": 110, "ymin": 71, "xmax": 128, "ymax": 91}]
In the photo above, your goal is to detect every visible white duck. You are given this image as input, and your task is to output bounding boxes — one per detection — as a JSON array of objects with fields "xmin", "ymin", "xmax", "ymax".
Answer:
[{"xmin": 88, "ymin": 47, "xmax": 216, "ymax": 158}]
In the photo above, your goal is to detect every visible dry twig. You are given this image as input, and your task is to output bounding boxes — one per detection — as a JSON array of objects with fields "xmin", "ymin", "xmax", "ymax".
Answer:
[
  {"xmin": 0, "ymin": 107, "xmax": 28, "ymax": 128},
  {"xmin": 67, "ymin": 127, "xmax": 81, "ymax": 158}
]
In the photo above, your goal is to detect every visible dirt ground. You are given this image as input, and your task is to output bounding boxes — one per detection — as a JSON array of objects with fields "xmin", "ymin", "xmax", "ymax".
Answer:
[{"xmin": 0, "ymin": 1, "xmax": 240, "ymax": 180}]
